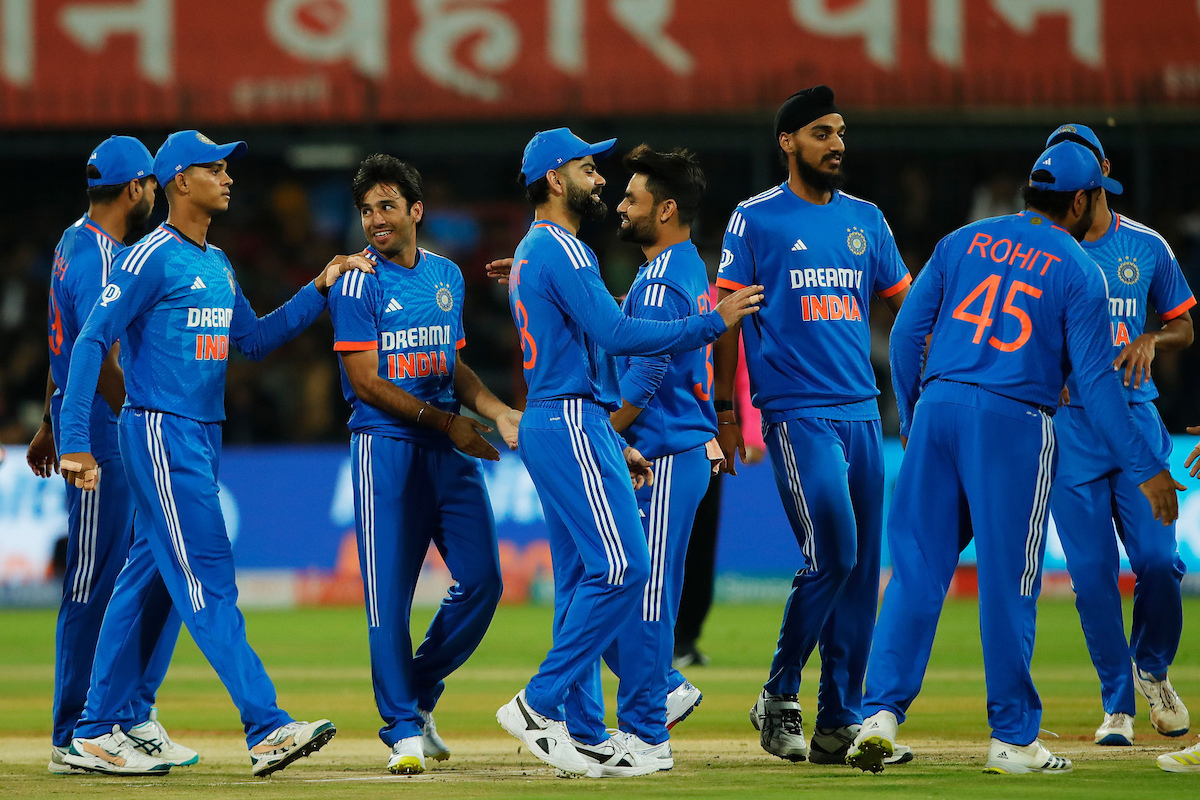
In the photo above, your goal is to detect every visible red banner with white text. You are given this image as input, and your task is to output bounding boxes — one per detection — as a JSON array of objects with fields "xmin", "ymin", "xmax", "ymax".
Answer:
[{"xmin": 1, "ymin": 0, "xmax": 1199, "ymax": 129}]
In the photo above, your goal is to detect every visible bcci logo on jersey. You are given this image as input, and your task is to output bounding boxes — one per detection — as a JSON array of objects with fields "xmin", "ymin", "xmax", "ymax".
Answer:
[
  {"xmin": 1118, "ymin": 258, "xmax": 1139, "ymax": 285},
  {"xmin": 435, "ymin": 283, "xmax": 454, "ymax": 312},
  {"xmin": 846, "ymin": 228, "xmax": 868, "ymax": 256}
]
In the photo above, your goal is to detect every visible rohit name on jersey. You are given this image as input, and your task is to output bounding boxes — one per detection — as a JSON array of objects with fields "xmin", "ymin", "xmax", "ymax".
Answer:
[
  {"xmin": 188, "ymin": 306, "xmax": 234, "ymax": 361},
  {"xmin": 381, "ymin": 324, "xmax": 455, "ymax": 379},
  {"xmin": 791, "ymin": 267, "xmax": 864, "ymax": 322}
]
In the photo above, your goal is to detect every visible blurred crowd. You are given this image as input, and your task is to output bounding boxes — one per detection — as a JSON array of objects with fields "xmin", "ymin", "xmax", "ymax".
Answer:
[{"xmin": 3, "ymin": 139, "xmax": 1200, "ymax": 447}]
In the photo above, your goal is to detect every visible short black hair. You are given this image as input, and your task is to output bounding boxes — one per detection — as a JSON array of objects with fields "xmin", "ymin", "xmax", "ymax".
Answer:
[
  {"xmin": 622, "ymin": 145, "xmax": 706, "ymax": 226},
  {"xmin": 522, "ymin": 174, "xmax": 550, "ymax": 206},
  {"xmin": 1022, "ymin": 174, "xmax": 1100, "ymax": 218},
  {"xmin": 352, "ymin": 154, "xmax": 422, "ymax": 209},
  {"xmin": 85, "ymin": 165, "xmax": 151, "ymax": 204}
]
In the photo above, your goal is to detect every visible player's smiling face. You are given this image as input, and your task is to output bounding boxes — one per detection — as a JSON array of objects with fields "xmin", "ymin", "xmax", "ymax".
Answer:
[
  {"xmin": 616, "ymin": 173, "xmax": 659, "ymax": 246},
  {"xmin": 359, "ymin": 182, "xmax": 422, "ymax": 258},
  {"xmin": 184, "ymin": 160, "xmax": 232, "ymax": 214}
]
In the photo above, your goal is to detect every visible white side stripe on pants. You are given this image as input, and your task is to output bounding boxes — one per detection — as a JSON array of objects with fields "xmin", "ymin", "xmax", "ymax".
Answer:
[
  {"xmin": 146, "ymin": 412, "xmax": 206, "ymax": 612},
  {"xmin": 776, "ymin": 422, "xmax": 817, "ymax": 571},
  {"xmin": 642, "ymin": 454, "xmax": 673, "ymax": 622},
  {"xmin": 357, "ymin": 435, "xmax": 379, "ymax": 627},
  {"xmin": 563, "ymin": 399, "xmax": 628, "ymax": 585},
  {"xmin": 1021, "ymin": 412, "xmax": 1055, "ymax": 597},
  {"xmin": 69, "ymin": 479, "xmax": 100, "ymax": 603}
]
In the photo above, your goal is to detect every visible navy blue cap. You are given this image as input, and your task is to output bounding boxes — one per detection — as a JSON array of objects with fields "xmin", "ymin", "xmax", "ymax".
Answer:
[
  {"xmin": 1046, "ymin": 123, "xmax": 1106, "ymax": 162},
  {"xmin": 519, "ymin": 128, "xmax": 616, "ymax": 186},
  {"xmin": 153, "ymin": 130, "xmax": 247, "ymax": 186},
  {"xmin": 1029, "ymin": 142, "xmax": 1123, "ymax": 195},
  {"xmin": 87, "ymin": 136, "xmax": 153, "ymax": 187}
]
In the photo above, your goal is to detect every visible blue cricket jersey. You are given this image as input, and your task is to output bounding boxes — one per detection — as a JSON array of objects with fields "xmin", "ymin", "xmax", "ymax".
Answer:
[
  {"xmin": 329, "ymin": 246, "xmax": 465, "ymax": 445},
  {"xmin": 617, "ymin": 241, "xmax": 717, "ymax": 460},
  {"xmin": 59, "ymin": 223, "xmax": 327, "ymax": 455},
  {"xmin": 508, "ymin": 220, "xmax": 727, "ymax": 411},
  {"xmin": 47, "ymin": 215, "xmax": 123, "ymax": 461},
  {"xmin": 1065, "ymin": 212, "xmax": 1195, "ymax": 407},
  {"xmin": 891, "ymin": 210, "xmax": 1165, "ymax": 483},
  {"xmin": 716, "ymin": 183, "xmax": 911, "ymax": 422}
]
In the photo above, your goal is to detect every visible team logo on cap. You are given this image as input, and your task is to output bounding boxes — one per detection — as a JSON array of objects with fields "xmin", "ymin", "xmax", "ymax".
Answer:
[
  {"xmin": 435, "ymin": 282, "xmax": 454, "ymax": 312},
  {"xmin": 1056, "ymin": 124, "xmax": 1077, "ymax": 135},
  {"xmin": 196, "ymin": 132, "xmax": 216, "ymax": 145},
  {"xmin": 1118, "ymin": 258, "xmax": 1140, "ymax": 285},
  {"xmin": 846, "ymin": 228, "xmax": 867, "ymax": 256}
]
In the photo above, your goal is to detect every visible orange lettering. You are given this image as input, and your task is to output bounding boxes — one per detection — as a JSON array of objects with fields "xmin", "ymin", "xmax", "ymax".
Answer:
[
  {"xmin": 811, "ymin": 296, "xmax": 828, "ymax": 320},
  {"xmin": 1039, "ymin": 253, "xmax": 1062, "ymax": 276},
  {"xmin": 397, "ymin": 353, "xmax": 416, "ymax": 378},
  {"xmin": 990, "ymin": 239, "xmax": 1013, "ymax": 263},
  {"xmin": 416, "ymin": 352, "xmax": 431, "ymax": 376},
  {"xmin": 968, "ymin": 232, "xmax": 992, "ymax": 258},
  {"xmin": 1113, "ymin": 321, "xmax": 1131, "ymax": 346}
]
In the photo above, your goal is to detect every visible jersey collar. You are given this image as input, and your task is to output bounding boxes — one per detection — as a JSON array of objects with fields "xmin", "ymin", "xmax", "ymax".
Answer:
[
  {"xmin": 366, "ymin": 244, "xmax": 423, "ymax": 272},
  {"xmin": 81, "ymin": 214, "xmax": 122, "ymax": 246}
]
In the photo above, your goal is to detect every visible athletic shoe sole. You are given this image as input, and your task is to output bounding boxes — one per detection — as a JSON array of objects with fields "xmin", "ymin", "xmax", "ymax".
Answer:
[
  {"xmin": 388, "ymin": 757, "xmax": 425, "ymax": 775},
  {"xmin": 252, "ymin": 722, "xmax": 336, "ymax": 777},
  {"xmin": 847, "ymin": 738, "xmax": 892, "ymax": 774}
]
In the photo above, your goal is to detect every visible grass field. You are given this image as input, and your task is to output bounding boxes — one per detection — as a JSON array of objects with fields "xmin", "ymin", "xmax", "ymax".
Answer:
[{"xmin": 2, "ymin": 598, "xmax": 1199, "ymax": 799}]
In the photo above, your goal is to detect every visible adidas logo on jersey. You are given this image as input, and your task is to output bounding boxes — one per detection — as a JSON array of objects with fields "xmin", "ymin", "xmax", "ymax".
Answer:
[
  {"xmin": 386, "ymin": 298, "xmax": 403, "ymax": 313},
  {"xmin": 791, "ymin": 238, "xmax": 807, "ymax": 251},
  {"xmin": 191, "ymin": 276, "xmax": 207, "ymax": 290}
]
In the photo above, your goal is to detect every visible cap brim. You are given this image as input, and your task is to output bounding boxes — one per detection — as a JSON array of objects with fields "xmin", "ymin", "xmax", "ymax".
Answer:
[
  {"xmin": 579, "ymin": 138, "xmax": 617, "ymax": 162},
  {"xmin": 215, "ymin": 141, "xmax": 248, "ymax": 162},
  {"xmin": 1101, "ymin": 175, "xmax": 1123, "ymax": 195}
]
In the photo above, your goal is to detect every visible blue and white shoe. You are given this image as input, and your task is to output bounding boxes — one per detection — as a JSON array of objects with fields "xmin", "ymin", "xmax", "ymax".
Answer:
[{"xmin": 1094, "ymin": 712, "xmax": 1134, "ymax": 746}]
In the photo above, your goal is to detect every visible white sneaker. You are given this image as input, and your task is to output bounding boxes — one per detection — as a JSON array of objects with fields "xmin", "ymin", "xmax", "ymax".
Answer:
[
  {"xmin": 570, "ymin": 735, "xmax": 662, "ymax": 778},
  {"xmin": 1157, "ymin": 738, "xmax": 1200, "ymax": 772},
  {"xmin": 886, "ymin": 743, "xmax": 914, "ymax": 764},
  {"xmin": 249, "ymin": 719, "xmax": 336, "ymax": 776},
  {"xmin": 1094, "ymin": 712, "xmax": 1134, "ymax": 746},
  {"xmin": 496, "ymin": 690, "xmax": 588, "ymax": 776},
  {"xmin": 62, "ymin": 725, "xmax": 172, "ymax": 775},
  {"xmin": 847, "ymin": 710, "xmax": 897, "ymax": 773},
  {"xmin": 809, "ymin": 725, "xmax": 858, "ymax": 764},
  {"xmin": 612, "ymin": 730, "xmax": 674, "ymax": 771},
  {"xmin": 665, "ymin": 680, "xmax": 703, "ymax": 729},
  {"xmin": 983, "ymin": 738, "xmax": 1073, "ymax": 774},
  {"xmin": 749, "ymin": 690, "xmax": 808, "ymax": 761},
  {"xmin": 387, "ymin": 735, "xmax": 425, "ymax": 775},
  {"xmin": 127, "ymin": 708, "xmax": 200, "ymax": 766},
  {"xmin": 1134, "ymin": 667, "xmax": 1190, "ymax": 736},
  {"xmin": 419, "ymin": 710, "xmax": 450, "ymax": 762},
  {"xmin": 48, "ymin": 745, "xmax": 87, "ymax": 774}
]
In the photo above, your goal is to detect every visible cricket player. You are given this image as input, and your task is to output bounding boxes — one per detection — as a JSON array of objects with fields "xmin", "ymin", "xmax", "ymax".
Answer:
[
  {"xmin": 56, "ymin": 130, "xmax": 363, "ymax": 777},
  {"xmin": 560, "ymin": 145, "xmax": 719, "ymax": 769},
  {"xmin": 330, "ymin": 154, "xmax": 517, "ymax": 774},
  {"xmin": 848, "ymin": 141, "xmax": 1183, "ymax": 775},
  {"xmin": 1043, "ymin": 124, "xmax": 1193, "ymax": 747},
  {"xmin": 713, "ymin": 85, "xmax": 912, "ymax": 765},
  {"xmin": 494, "ymin": 127, "xmax": 763, "ymax": 777},
  {"xmin": 26, "ymin": 136, "xmax": 196, "ymax": 774}
]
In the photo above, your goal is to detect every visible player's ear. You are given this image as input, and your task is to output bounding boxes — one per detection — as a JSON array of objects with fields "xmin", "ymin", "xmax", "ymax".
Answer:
[
  {"xmin": 659, "ymin": 198, "xmax": 677, "ymax": 225},
  {"xmin": 778, "ymin": 132, "xmax": 795, "ymax": 155},
  {"xmin": 546, "ymin": 169, "xmax": 565, "ymax": 197},
  {"xmin": 409, "ymin": 200, "xmax": 424, "ymax": 224}
]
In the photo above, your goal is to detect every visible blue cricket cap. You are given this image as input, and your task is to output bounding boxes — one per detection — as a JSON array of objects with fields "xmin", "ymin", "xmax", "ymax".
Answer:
[
  {"xmin": 87, "ymin": 136, "xmax": 153, "ymax": 187},
  {"xmin": 519, "ymin": 127, "xmax": 616, "ymax": 186},
  {"xmin": 153, "ymin": 130, "xmax": 248, "ymax": 186},
  {"xmin": 1045, "ymin": 123, "xmax": 1106, "ymax": 162},
  {"xmin": 1029, "ymin": 141, "xmax": 1123, "ymax": 195}
]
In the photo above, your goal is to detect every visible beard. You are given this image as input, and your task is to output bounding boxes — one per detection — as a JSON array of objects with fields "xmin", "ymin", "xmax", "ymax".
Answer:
[
  {"xmin": 1069, "ymin": 192, "xmax": 1098, "ymax": 241},
  {"xmin": 617, "ymin": 212, "xmax": 657, "ymax": 246},
  {"xmin": 796, "ymin": 154, "xmax": 845, "ymax": 194},
  {"xmin": 566, "ymin": 179, "xmax": 608, "ymax": 221},
  {"xmin": 125, "ymin": 193, "xmax": 155, "ymax": 238}
]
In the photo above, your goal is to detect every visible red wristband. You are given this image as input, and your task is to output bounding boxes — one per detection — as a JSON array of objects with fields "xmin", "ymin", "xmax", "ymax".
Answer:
[{"xmin": 441, "ymin": 413, "xmax": 456, "ymax": 433}]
